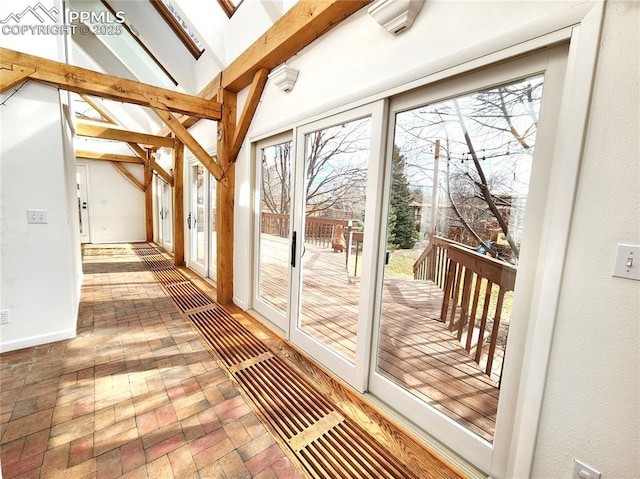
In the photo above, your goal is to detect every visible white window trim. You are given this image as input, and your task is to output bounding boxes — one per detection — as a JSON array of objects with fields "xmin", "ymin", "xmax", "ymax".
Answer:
[{"xmin": 496, "ymin": 3, "xmax": 605, "ymax": 477}]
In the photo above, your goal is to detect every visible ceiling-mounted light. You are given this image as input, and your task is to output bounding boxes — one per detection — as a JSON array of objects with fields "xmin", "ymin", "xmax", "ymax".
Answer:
[
  {"xmin": 268, "ymin": 63, "xmax": 299, "ymax": 93},
  {"xmin": 368, "ymin": 0, "xmax": 425, "ymax": 35}
]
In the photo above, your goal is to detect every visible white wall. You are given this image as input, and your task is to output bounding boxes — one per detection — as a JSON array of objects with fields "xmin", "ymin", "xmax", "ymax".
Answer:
[
  {"xmin": 0, "ymin": 82, "xmax": 81, "ymax": 352},
  {"xmin": 531, "ymin": 2, "xmax": 640, "ymax": 477},
  {"xmin": 76, "ymin": 159, "xmax": 146, "ymax": 244}
]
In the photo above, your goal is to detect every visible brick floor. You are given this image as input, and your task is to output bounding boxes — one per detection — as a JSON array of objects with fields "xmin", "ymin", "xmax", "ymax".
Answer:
[{"xmin": 0, "ymin": 244, "xmax": 302, "ymax": 479}]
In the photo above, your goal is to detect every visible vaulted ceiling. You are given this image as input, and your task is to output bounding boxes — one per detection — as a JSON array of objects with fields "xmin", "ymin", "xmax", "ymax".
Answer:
[{"xmin": 67, "ymin": 0, "xmax": 297, "ymax": 133}]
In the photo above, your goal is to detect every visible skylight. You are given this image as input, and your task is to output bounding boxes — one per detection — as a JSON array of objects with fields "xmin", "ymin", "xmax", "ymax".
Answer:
[{"xmin": 150, "ymin": 0, "xmax": 205, "ymax": 59}]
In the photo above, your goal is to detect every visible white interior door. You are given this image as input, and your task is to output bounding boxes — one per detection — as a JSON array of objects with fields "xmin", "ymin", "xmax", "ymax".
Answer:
[{"xmin": 76, "ymin": 164, "xmax": 91, "ymax": 243}]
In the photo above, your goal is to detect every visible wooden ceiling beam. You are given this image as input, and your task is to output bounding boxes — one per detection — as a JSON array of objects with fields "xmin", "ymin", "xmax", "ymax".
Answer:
[
  {"xmin": 152, "ymin": 108, "xmax": 225, "ymax": 181},
  {"xmin": 0, "ymin": 47, "xmax": 222, "ymax": 120},
  {"xmin": 76, "ymin": 123, "xmax": 175, "ymax": 148},
  {"xmin": 155, "ymin": 1, "xmax": 368, "ymax": 136},
  {"xmin": 75, "ymin": 150, "xmax": 142, "ymax": 163},
  {"xmin": 0, "ymin": 64, "xmax": 35, "ymax": 92},
  {"xmin": 126, "ymin": 142, "xmax": 149, "ymax": 159}
]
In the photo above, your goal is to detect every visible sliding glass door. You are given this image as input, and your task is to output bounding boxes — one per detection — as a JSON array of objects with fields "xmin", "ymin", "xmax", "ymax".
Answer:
[
  {"xmin": 368, "ymin": 47, "xmax": 568, "ymax": 470},
  {"xmin": 253, "ymin": 134, "xmax": 293, "ymax": 331},
  {"xmin": 289, "ymin": 103, "xmax": 386, "ymax": 386},
  {"xmin": 251, "ymin": 46, "xmax": 569, "ymax": 475}
]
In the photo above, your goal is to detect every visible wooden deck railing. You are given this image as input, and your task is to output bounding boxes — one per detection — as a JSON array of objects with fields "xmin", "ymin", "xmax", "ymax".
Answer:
[
  {"xmin": 413, "ymin": 236, "xmax": 468, "ymax": 289},
  {"xmin": 441, "ymin": 245, "xmax": 516, "ymax": 377},
  {"xmin": 261, "ymin": 212, "xmax": 357, "ymax": 249}
]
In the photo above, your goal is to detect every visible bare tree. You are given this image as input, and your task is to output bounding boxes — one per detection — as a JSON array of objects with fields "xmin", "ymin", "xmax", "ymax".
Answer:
[
  {"xmin": 261, "ymin": 141, "xmax": 292, "ymax": 214},
  {"xmin": 304, "ymin": 118, "xmax": 370, "ymax": 217},
  {"xmin": 260, "ymin": 119, "xmax": 371, "ymax": 222},
  {"xmin": 393, "ymin": 75, "xmax": 543, "ymax": 263}
]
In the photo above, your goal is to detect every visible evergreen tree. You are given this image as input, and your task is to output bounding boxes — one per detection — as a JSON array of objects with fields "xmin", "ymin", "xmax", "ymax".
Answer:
[{"xmin": 389, "ymin": 146, "xmax": 419, "ymax": 249}]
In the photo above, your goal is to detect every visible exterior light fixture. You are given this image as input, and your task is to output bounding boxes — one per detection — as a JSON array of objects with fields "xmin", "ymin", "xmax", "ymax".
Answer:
[
  {"xmin": 268, "ymin": 63, "xmax": 299, "ymax": 92},
  {"xmin": 368, "ymin": 0, "xmax": 425, "ymax": 35}
]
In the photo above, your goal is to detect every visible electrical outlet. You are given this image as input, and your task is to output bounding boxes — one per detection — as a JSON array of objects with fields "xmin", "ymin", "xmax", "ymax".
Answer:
[
  {"xmin": 0, "ymin": 310, "xmax": 9, "ymax": 324},
  {"xmin": 27, "ymin": 209, "xmax": 48, "ymax": 224},
  {"xmin": 573, "ymin": 459, "xmax": 601, "ymax": 479}
]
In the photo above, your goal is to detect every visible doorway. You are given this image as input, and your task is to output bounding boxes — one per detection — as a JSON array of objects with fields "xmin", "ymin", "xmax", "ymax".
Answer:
[{"xmin": 187, "ymin": 161, "xmax": 217, "ymax": 283}]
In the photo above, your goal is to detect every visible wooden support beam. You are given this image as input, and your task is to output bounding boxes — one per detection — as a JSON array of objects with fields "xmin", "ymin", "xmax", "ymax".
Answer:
[
  {"xmin": 78, "ymin": 95, "xmax": 116, "ymax": 124},
  {"xmin": 156, "ymin": 73, "xmax": 221, "ymax": 137},
  {"xmin": 150, "ymin": 156, "xmax": 174, "ymax": 186},
  {"xmin": 126, "ymin": 142, "xmax": 148, "ymax": 159},
  {"xmin": 111, "ymin": 162, "xmax": 144, "ymax": 191},
  {"xmin": 144, "ymin": 151, "xmax": 154, "ymax": 242},
  {"xmin": 152, "ymin": 107, "xmax": 225, "ymax": 181},
  {"xmin": 0, "ymin": 63, "xmax": 35, "ymax": 92},
  {"xmin": 75, "ymin": 150, "xmax": 142, "ymax": 163},
  {"xmin": 76, "ymin": 123, "xmax": 174, "ymax": 148},
  {"xmin": 216, "ymin": 88, "xmax": 237, "ymax": 304},
  {"xmin": 230, "ymin": 68, "xmax": 268, "ymax": 162},
  {"xmin": 173, "ymin": 139, "xmax": 185, "ymax": 266},
  {"xmin": 0, "ymin": 47, "xmax": 222, "ymax": 120},
  {"xmin": 126, "ymin": 143, "xmax": 173, "ymax": 186},
  {"xmin": 221, "ymin": 1, "xmax": 370, "ymax": 92}
]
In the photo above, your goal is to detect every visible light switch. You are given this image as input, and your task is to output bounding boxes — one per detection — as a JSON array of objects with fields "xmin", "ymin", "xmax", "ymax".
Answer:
[
  {"xmin": 27, "ymin": 209, "xmax": 48, "ymax": 224},
  {"xmin": 573, "ymin": 459, "xmax": 601, "ymax": 479},
  {"xmin": 613, "ymin": 244, "xmax": 640, "ymax": 280}
]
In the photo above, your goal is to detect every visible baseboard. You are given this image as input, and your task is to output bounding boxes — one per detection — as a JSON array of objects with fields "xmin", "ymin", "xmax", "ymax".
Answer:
[{"xmin": 0, "ymin": 329, "xmax": 76, "ymax": 354}]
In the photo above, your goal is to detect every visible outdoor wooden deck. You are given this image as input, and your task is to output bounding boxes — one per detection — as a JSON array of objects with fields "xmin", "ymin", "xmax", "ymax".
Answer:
[{"xmin": 257, "ymin": 234, "xmax": 502, "ymax": 442}]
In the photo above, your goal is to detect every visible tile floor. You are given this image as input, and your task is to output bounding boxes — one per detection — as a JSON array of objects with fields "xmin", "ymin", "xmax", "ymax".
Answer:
[{"xmin": 0, "ymin": 245, "xmax": 302, "ymax": 479}]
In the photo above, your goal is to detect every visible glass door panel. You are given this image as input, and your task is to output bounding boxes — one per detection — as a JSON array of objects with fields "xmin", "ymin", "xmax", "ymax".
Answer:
[
  {"xmin": 254, "ymin": 139, "xmax": 292, "ymax": 329},
  {"xmin": 373, "ymin": 75, "xmax": 544, "ymax": 445},
  {"xmin": 296, "ymin": 116, "xmax": 372, "ymax": 364}
]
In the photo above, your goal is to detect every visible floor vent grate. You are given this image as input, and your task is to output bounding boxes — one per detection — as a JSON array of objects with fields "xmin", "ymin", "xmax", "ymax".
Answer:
[
  {"xmin": 166, "ymin": 282, "xmax": 215, "ymax": 313},
  {"xmin": 141, "ymin": 258, "xmax": 174, "ymax": 272},
  {"xmin": 135, "ymin": 245, "xmax": 420, "ymax": 479},
  {"xmin": 154, "ymin": 269, "xmax": 191, "ymax": 285},
  {"xmin": 136, "ymin": 248, "xmax": 160, "ymax": 257}
]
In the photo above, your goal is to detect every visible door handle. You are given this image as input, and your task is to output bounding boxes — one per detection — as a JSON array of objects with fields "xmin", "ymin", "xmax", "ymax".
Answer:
[{"xmin": 291, "ymin": 231, "xmax": 297, "ymax": 268}]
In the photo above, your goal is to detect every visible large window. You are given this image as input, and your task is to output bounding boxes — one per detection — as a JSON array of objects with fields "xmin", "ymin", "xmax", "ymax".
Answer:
[
  {"xmin": 249, "ymin": 37, "xmax": 593, "ymax": 475},
  {"xmin": 375, "ymin": 75, "xmax": 544, "ymax": 443}
]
